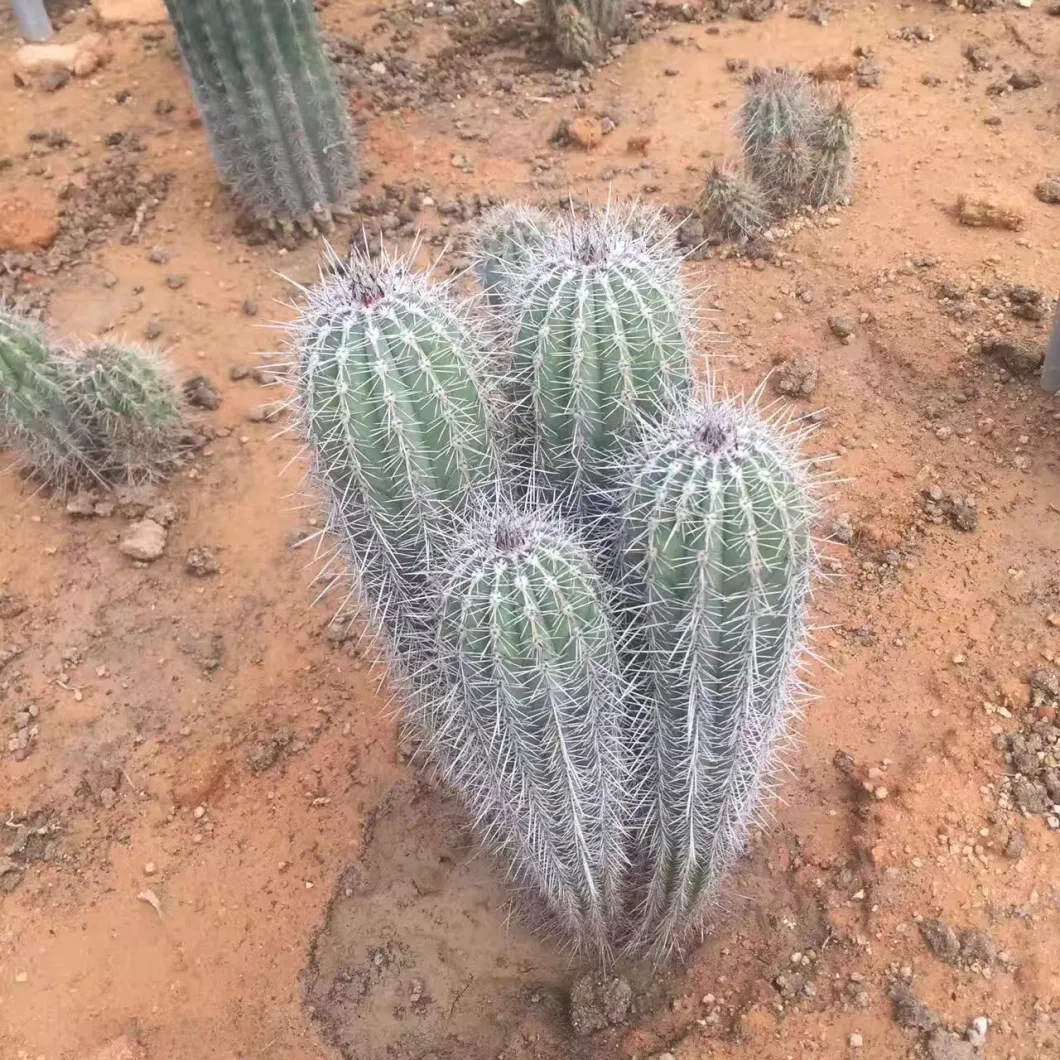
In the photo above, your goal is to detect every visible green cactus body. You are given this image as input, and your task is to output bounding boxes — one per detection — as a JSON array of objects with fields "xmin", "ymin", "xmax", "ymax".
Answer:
[
  {"xmin": 163, "ymin": 0, "xmax": 356, "ymax": 236},
  {"xmin": 699, "ymin": 163, "xmax": 773, "ymax": 242},
  {"xmin": 807, "ymin": 99, "xmax": 856, "ymax": 207},
  {"xmin": 0, "ymin": 311, "xmax": 96, "ymax": 488},
  {"xmin": 291, "ymin": 248, "xmax": 500, "ymax": 657},
  {"xmin": 507, "ymin": 211, "xmax": 691, "ymax": 516},
  {"xmin": 69, "ymin": 343, "xmax": 185, "ymax": 483},
  {"xmin": 427, "ymin": 507, "xmax": 628, "ymax": 953},
  {"xmin": 619, "ymin": 399, "xmax": 815, "ymax": 957},
  {"xmin": 540, "ymin": 0, "xmax": 625, "ymax": 65},
  {"xmin": 739, "ymin": 67, "xmax": 819, "ymax": 207},
  {"xmin": 472, "ymin": 203, "xmax": 551, "ymax": 311}
]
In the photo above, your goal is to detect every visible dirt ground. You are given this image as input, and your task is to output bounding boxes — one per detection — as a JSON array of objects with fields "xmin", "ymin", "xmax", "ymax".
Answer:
[{"xmin": 1, "ymin": 1, "xmax": 1059, "ymax": 1059}]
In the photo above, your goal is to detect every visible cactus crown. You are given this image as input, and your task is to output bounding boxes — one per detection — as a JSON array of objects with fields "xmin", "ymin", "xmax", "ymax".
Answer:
[
  {"xmin": 289, "ymin": 245, "xmax": 501, "ymax": 656},
  {"xmin": 471, "ymin": 202, "xmax": 552, "ymax": 311},
  {"xmin": 503, "ymin": 206, "xmax": 693, "ymax": 515},
  {"xmin": 69, "ymin": 342, "xmax": 185, "ymax": 484},
  {"xmin": 699, "ymin": 163, "xmax": 773, "ymax": 242}
]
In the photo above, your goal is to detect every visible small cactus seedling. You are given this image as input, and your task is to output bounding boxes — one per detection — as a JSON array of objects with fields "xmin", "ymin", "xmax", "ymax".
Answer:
[
  {"xmin": 422, "ymin": 504, "xmax": 629, "ymax": 954},
  {"xmin": 739, "ymin": 67, "xmax": 820, "ymax": 207},
  {"xmin": 0, "ymin": 310, "xmax": 94, "ymax": 488},
  {"xmin": 504, "ymin": 207, "xmax": 692, "ymax": 519},
  {"xmin": 290, "ymin": 246, "xmax": 501, "ymax": 659},
  {"xmin": 539, "ymin": 0, "xmax": 625, "ymax": 66},
  {"xmin": 68, "ymin": 342, "xmax": 185, "ymax": 484},
  {"xmin": 699, "ymin": 163, "xmax": 773, "ymax": 242},
  {"xmin": 618, "ymin": 396, "xmax": 817, "ymax": 958},
  {"xmin": 807, "ymin": 98, "xmax": 856, "ymax": 207},
  {"xmin": 471, "ymin": 203, "xmax": 551, "ymax": 311},
  {"xmin": 163, "ymin": 0, "xmax": 357, "ymax": 241}
]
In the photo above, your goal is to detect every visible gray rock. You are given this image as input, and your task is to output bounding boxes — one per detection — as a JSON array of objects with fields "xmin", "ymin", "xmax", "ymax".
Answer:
[
  {"xmin": 118, "ymin": 519, "xmax": 166, "ymax": 562},
  {"xmin": 960, "ymin": 929, "xmax": 997, "ymax": 967},
  {"xmin": 1030, "ymin": 667, "xmax": 1060, "ymax": 699},
  {"xmin": 1013, "ymin": 776, "xmax": 1050, "ymax": 814},
  {"xmin": 185, "ymin": 547, "xmax": 220, "ymax": 577},
  {"xmin": 920, "ymin": 917, "xmax": 960, "ymax": 963},
  {"xmin": 1035, "ymin": 177, "xmax": 1060, "ymax": 205},
  {"xmin": 982, "ymin": 338, "xmax": 1044, "ymax": 379},
  {"xmin": 829, "ymin": 314, "xmax": 856, "ymax": 339},
  {"xmin": 772, "ymin": 356, "xmax": 819, "ymax": 398},
  {"xmin": 927, "ymin": 1029, "xmax": 975, "ymax": 1060},
  {"xmin": 890, "ymin": 986, "xmax": 938, "ymax": 1031},
  {"xmin": 569, "ymin": 975, "xmax": 632, "ymax": 1036}
]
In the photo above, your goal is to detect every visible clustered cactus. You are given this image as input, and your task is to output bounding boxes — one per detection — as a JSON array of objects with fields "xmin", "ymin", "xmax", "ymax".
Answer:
[
  {"xmin": 0, "ymin": 310, "xmax": 185, "ymax": 490},
  {"xmin": 701, "ymin": 66, "xmax": 857, "ymax": 243},
  {"xmin": 539, "ymin": 0, "xmax": 625, "ymax": 66},
  {"xmin": 163, "ymin": 0, "xmax": 357, "ymax": 242},
  {"xmin": 290, "ymin": 202, "xmax": 818, "ymax": 960}
]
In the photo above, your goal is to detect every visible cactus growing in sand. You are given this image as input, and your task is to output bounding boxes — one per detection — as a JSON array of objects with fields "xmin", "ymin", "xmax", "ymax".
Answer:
[
  {"xmin": 472, "ymin": 203, "xmax": 551, "ymax": 312},
  {"xmin": 0, "ymin": 314, "xmax": 184, "ymax": 488},
  {"xmin": 806, "ymin": 98, "xmax": 856, "ymax": 207},
  {"xmin": 67, "ymin": 343, "xmax": 185, "ymax": 484},
  {"xmin": 423, "ymin": 504, "xmax": 628, "ymax": 954},
  {"xmin": 289, "ymin": 247, "xmax": 500, "ymax": 657},
  {"xmin": 503, "ymin": 208, "xmax": 692, "ymax": 518},
  {"xmin": 539, "ymin": 0, "xmax": 625, "ymax": 66},
  {"xmin": 739, "ymin": 67, "xmax": 819, "ymax": 207},
  {"xmin": 618, "ymin": 397, "xmax": 816, "ymax": 957},
  {"xmin": 163, "ymin": 0, "xmax": 357, "ymax": 240},
  {"xmin": 699, "ymin": 163, "xmax": 773, "ymax": 242},
  {"xmin": 0, "ymin": 310, "xmax": 95, "ymax": 488}
]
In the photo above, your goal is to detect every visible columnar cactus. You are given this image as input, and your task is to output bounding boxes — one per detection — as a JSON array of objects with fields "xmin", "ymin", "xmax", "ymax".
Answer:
[
  {"xmin": 618, "ymin": 398, "xmax": 816, "ymax": 957},
  {"xmin": 163, "ymin": 0, "xmax": 357, "ymax": 240},
  {"xmin": 699, "ymin": 163, "xmax": 773, "ymax": 242},
  {"xmin": 68, "ymin": 343, "xmax": 185, "ymax": 484},
  {"xmin": 471, "ymin": 203, "xmax": 551, "ymax": 312},
  {"xmin": 539, "ymin": 0, "xmax": 625, "ymax": 65},
  {"xmin": 423, "ymin": 505, "xmax": 629, "ymax": 953},
  {"xmin": 0, "ymin": 311, "xmax": 93, "ymax": 488},
  {"xmin": 807, "ymin": 98, "xmax": 856, "ymax": 207},
  {"xmin": 504, "ymin": 208, "xmax": 692, "ymax": 518},
  {"xmin": 289, "ymin": 247, "xmax": 500, "ymax": 657}
]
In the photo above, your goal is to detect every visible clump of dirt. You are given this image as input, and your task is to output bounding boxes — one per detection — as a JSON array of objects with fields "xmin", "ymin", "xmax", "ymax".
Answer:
[{"xmin": 1, "ymin": 152, "xmax": 172, "ymax": 309}]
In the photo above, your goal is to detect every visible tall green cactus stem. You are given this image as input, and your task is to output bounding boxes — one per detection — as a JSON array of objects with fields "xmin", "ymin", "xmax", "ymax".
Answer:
[
  {"xmin": 290, "ymin": 247, "xmax": 500, "ymax": 659},
  {"xmin": 739, "ymin": 67, "xmax": 819, "ymax": 206},
  {"xmin": 539, "ymin": 0, "xmax": 625, "ymax": 65},
  {"xmin": 424, "ymin": 505, "xmax": 629, "ymax": 953},
  {"xmin": 163, "ymin": 0, "xmax": 356, "ymax": 240},
  {"xmin": 619, "ymin": 398, "xmax": 816, "ymax": 958},
  {"xmin": 699, "ymin": 163, "xmax": 773, "ymax": 242},
  {"xmin": 0, "ymin": 310, "xmax": 96, "ymax": 489},
  {"xmin": 471, "ymin": 203, "xmax": 551, "ymax": 312},
  {"xmin": 807, "ymin": 99, "xmax": 856, "ymax": 207},
  {"xmin": 504, "ymin": 208, "xmax": 692, "ymax": 519},
  {"xmin": 68, "ymin": 343, "xmax": 185, "ymax": 484}
]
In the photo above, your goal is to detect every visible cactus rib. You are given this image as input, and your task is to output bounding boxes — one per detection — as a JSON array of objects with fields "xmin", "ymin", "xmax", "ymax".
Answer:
[{"xmin": 504, "ymin": 208, "xmax": 692, "ymax": 516}]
